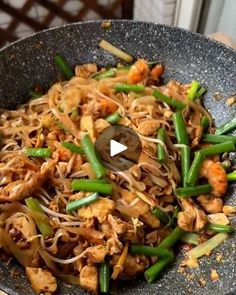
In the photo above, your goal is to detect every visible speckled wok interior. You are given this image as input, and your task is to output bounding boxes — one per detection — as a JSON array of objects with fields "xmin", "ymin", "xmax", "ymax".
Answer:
[{"xmin": 0, "ymin": 20, "xmax": 236, "ymax": 295}]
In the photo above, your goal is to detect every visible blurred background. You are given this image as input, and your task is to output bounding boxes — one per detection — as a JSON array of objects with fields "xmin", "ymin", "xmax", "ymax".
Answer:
[{"xmin": 0, "ymin": 0, "xmax": 235, "ymax": 48}]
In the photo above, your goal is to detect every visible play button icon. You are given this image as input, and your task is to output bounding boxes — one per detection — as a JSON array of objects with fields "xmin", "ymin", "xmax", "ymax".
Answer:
[
  {"xmin": 110, "ymin": 139, "xmax": 127, "ymax": 157},
  {"xmin": 95, "ymin": 125, "xmax": 142, "ymax": 171}
]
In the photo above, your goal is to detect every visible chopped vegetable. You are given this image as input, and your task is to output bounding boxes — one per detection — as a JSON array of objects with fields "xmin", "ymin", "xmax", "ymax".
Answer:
[
  {"xmin": 54, "ymin": 53, "xmax": 73, "ymax": 80},
  {"xmin": 227, "ymin": 171, "xmax": 236, "ymax": 181},
  {"xmin": 99, "ymin": 40, "xmax": 133, "ymax": 63},
  {"xmin": 61, "ymin": 141, "xmax": 84, "ymax": 154},
  {"xmin": 94, "ymin": 68, "xmax": 116, "ymax": 80},
  {"xmin": 115, "ymin": 83, "xmax": 145, "ymax": 93},
  {"xmin": 200, "ymin": 141, "xmax": 235, "ymax": 157},
  {"xmin": 180, "ymin": 233, "xmax": 199, "ymax": 245},
  {"xmin": 81, "ymin": 134, "xmax": 106, "ymax": 179},
  {"xmin": 144, "ymin": 252, "xmax": 174, "ymax": 283},
  {"xmin": 187, "ymin": 233, "xmax": 228, "ymax": 259},
  {"xmin": 24, "ymin": 147, "xmax": 52, "ymax": 158},
  {"xmin": 153, "ymin": 90, "xmax": 186, "ymax": 110},
  {"xmin": 175, "ymin": 184, "xmax": 212, "ymax": 197},
  {"xmin": 186, "ymin": 151, "xmax": 205, "ymax": 186},
  {"xmin": 187, "ymin": 80, "xmax": 201, "ymax": 100},
  {"xmin": 105, "ymin": 112, "xmax": 121, "ymax": 125},
  {"xmin": 215, "ymin": 117, "xmax": 236, "ymax": 135},
  {"xmin": 151, "ymin": 206, "xmax": 170, "ymax": 225},
  {"xmin": 99, "ymin": 260, "xmax": 110, "ymax": 293},
  {"xmin": 66, "ymin": 193, "xmax": 99, "ymax": 213},
  {"xmin": 129, "ymin": 245, "xmax": 172, "ymax": 257},
  {"xmin": 181, "ymin": 146, "xmax": 190, "ymax": 187},
  {"xmin": 158, "ymin": 226, "xmax": 185, "ymax": 249},
  {"xmin": 201, "ymin": 116, "xmax": 210, "ymax": 130},
  {"xmin": 157, "ymin": 128, "xmax": 166, "ymax": 163},
  {"xmin": 71, "ymin": 179, "xmax": 112, "ymax": 195},
  {"xmin": 202, "ymin": 134, "xmax": 236, "ymax": 145},
  {"xmin": 25, "ymin": 197, "xmax": 53, "ymax": 237},
  {"xmin": 207, "ymin": 223, "xmax": 234, "ymax": 233},
  {"xmin": 195, "ymin": 87, "xmax": 207, "ymax": 98},
  {"xmin": 173, "ymin": 111, "xmax": 189, "ymax": 145}
]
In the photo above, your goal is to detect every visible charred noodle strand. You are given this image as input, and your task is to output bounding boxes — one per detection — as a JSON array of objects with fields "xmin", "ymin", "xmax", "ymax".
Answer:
[
  {"xmin": 111, "ymin": 242, "xmax": 129, "ymax": 280},
  {"xmin": 81, "ymin": 134, "xmax": 106, "ymax": 179}
]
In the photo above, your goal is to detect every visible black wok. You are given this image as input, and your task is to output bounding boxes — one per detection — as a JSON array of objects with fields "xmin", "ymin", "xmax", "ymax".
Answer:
[{"xmin": 0, "ymin": 20, "xmax": 236, "ymax": 295}]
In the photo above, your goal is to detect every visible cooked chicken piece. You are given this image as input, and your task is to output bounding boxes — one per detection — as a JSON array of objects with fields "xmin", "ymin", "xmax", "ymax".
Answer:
[
  {"xmin": 78, "ymin": 198, "xmax": 115, "ymax": 223},
  {"xmin": 197, "ymin": 194, "xmax": 223, "ymax": 213},
  {"xmin": 107, "ymin": 236, "xmax": 123, "ymax": 255},
  {"xmin": 107, "ymin": 214, "xmax": 128, "ymax": 234},
  {"xmin": 111, "ymin": 254, "xmax": 146, "ymax": 278},
  {"xmin": 85, "ymin": 245, "xmax": 107, "ymax": 263},
  {"xmin": 26, "ymin": 267, "xmax": 57, "ymax": 294},
  {"xmin": 178, "ymin": 199, "xmax": 207, "ymax": 232},
  {"xmin": 137, "ymin": 119, "xmax": 160, "ymax": 136},
  {"xmin": 0, "ymin": 215, "xmax": 39, "ymax": 267},
  {"xmin": 120, "ymin": 189, "xmax": 149, "ymax": 216},
  {"xmin": 75, "ymin": 63, "xmax": 97, "ymax": 78},
  {"xmin": 223, "ymin": 205, "xmax": 236, "ymax": 216},
  {"xmin": 9, "ymin": 215, "xmax": 36, "ymax": 243},
  {"xmin": 141, "ymin": 212, "xmax": 160, "ymax": 229},
  {"xmin": 0, "ymin": 160, "xmax": 54, "ymax": 202},
  {"xmin": 80, "ymin": 265, "xmax": 98, "ymax": 294}
]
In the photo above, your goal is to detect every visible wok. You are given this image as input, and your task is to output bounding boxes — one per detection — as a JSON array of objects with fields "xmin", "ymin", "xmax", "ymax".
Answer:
[{"xmin": 0, "ymin": 20, "xmax": 236, "ymax": 295}]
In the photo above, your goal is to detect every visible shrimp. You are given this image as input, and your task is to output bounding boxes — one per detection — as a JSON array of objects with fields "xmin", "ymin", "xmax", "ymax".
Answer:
[
  {"xmin": 150, "ymin": 64, "xmax": 164, "ymax": 80},
  {"xmin": 127, "ymin": 59, "xmax": 149, "ymax": 84},
  {"xmin": 199, "ymin": 159, "xmax": 227, "ymax": 197}
]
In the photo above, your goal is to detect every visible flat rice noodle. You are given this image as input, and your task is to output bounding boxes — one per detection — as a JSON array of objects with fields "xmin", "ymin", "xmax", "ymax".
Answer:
[{"xmin": 0, "ymin": 228, "xmax": 39, "ymax": 267}]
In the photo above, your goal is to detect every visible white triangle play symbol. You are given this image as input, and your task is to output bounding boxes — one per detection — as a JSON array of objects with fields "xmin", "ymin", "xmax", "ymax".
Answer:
[{"xmin": 110, "ymin": 139, "xmax": 127, "ymax": 157}]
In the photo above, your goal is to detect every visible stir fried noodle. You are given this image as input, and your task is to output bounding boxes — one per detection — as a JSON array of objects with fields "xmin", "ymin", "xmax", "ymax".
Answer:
[{"xmin": 0, "ymin": 57, "xmax": 235, "ymax": 294}]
